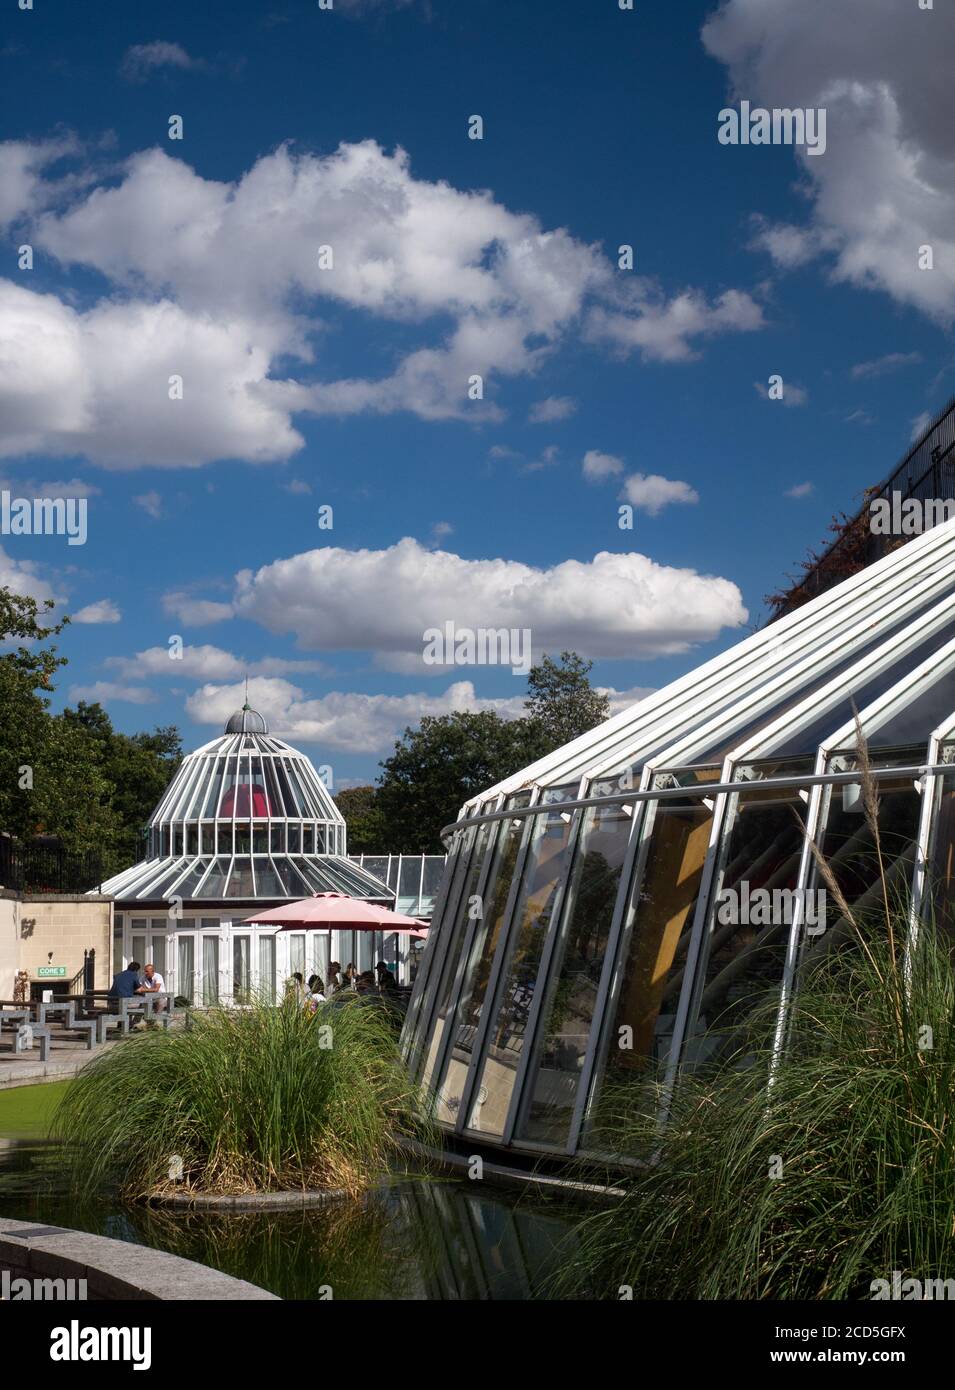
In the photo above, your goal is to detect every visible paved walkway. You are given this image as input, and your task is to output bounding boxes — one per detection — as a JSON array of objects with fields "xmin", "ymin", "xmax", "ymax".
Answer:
[{"xmin": 0, "ymin": 1035, "xmax": 127, "ymax": 1090}]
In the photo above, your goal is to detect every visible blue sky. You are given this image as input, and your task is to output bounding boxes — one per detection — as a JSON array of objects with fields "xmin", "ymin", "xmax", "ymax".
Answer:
[{"xmin": 2, "ymin": 0, "xmax": 953, "ymax": 787}]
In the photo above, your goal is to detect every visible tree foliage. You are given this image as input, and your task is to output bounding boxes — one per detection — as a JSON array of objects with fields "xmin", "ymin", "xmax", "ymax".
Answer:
[
  {"xmin": 0, "ymin": 588, "xmax": 182, "ymax": 876},
  {"xmin": 348, "ymin": 651, "xmax": 611, "ymax": 854},
  {"xmin": 333, "ymin": 785, "xmax": 387, "ymax": 854}
]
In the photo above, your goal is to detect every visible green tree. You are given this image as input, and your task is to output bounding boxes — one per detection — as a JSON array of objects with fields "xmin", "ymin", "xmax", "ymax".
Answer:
[
  {"xmin": 60, "ymin": 702, "xmax": 183, "ymax": 872},
  {"xmin": 373, "ymin": 650, "xmax": 610, "ymax": 851},
  {"xmin": 0, "ymin": 590, "xmax": 71, "ymax": 843},
  {"xmin": 334, "ymin": 785, "xmax": 387, "ymax": 854},
  {"xmin": 523, "ymin": 651, "xmax": 611, "ymax": 751},
  {"xmin": 376, "ymin": 711, "xmax": 548, "ymax": 853}
]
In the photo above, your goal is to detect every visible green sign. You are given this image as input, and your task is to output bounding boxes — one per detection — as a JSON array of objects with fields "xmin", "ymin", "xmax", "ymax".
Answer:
[{"xmin": 37, "ymin": 966, "xmax": 67, "ymax": 978}]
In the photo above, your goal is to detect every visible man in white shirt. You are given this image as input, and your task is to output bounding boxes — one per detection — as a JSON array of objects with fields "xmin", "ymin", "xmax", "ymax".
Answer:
[
  {"xmin": 137, "ymin": 963, "xmax": 165, "ymax": 993},
  {"xmin": 135, "ymin": 963, "xmax": 167, "ymax": 1025}
]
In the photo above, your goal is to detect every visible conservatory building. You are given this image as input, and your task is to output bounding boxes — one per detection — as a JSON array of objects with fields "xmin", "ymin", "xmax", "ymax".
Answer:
[
  {"xmin": 401, "ymin": 514, "xmax": 955, "ymax": 1161},
  {"xmin": 100, "ymin": 705, "xmax": 438, "ymax": 1003}
]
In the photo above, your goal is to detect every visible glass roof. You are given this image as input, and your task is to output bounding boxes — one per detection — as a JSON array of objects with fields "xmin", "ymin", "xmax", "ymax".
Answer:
[{"xmin": 100, "ymin": 706, "xmax": 392, "ymax": 904}]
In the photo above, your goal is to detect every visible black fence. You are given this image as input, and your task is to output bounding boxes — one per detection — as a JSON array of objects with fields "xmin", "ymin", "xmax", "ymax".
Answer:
[
  {"xmin": 0, "ymin": 837, "xmax": 104, "ymax": 895},
  {"xmin": 771, "ymin": 395, "xmax": 955, "ymax": 619}
]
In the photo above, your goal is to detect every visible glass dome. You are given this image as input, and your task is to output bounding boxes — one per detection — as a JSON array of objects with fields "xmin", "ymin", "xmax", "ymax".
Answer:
[
  {"xmin": 101, "ymin": 706, "xmax": 391, "ymax": 904},
  {"xmin": 402, "ymin": 516, "xmax": 955, "ymax": 1160}
]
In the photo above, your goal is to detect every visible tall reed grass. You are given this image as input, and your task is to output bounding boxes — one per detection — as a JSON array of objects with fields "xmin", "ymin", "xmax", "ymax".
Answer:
[
  {"xmin": 554, "ymin": 728, "xmax": 955, "ymax": 1299},
  {"xmin": 54, "ymin": 997, "xmax": 428, "ymax": 1199}
]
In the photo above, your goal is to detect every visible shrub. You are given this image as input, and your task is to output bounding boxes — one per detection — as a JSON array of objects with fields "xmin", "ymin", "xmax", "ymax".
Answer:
[{"xmin": 54, "ymin": 996, "xmax": 428, "ymax": 1200}]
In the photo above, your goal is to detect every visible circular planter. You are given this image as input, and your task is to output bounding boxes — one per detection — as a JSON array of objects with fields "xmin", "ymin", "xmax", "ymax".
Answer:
[{"xmin": 151, "ymin": 1187, "xmax": 351, "ymax": 1210}]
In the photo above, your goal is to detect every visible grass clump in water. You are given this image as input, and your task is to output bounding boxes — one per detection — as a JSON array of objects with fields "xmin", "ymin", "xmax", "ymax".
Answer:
[{"xmin": 54, "ymin": 997, "xmax": 428, "ymax": 1200}]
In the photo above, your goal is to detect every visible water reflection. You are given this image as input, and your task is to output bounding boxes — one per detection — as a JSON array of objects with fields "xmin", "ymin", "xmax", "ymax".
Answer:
[{"xmin": 0, "ymin": 1140, "xmax": 574, "ymax": 1300}]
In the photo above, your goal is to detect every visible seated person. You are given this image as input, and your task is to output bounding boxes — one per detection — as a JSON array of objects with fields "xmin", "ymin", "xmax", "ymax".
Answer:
[
  {"xmin": 109, "ymin": 960, "xmax": 142, "ymax": 1005},
  {"xmin": 136, "ymin": 962, "xmax": 166, "ymax": 996}
]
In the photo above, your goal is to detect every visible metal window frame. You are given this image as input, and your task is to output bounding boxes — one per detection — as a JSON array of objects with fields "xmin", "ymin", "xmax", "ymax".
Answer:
[{"xmin": 455, "ymin": 788, "xmax": 543, "ymax": 1136}]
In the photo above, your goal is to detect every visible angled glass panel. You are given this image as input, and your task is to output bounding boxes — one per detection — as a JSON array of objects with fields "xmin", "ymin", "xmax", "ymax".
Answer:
[
  {"xmin": 799, "ymin": 761, "xmax": 922, "ymax": 975},
  {"xmin": 433, "ymin": 793, "xmax": 532, "ymax": 1125},
  {"xmin": 225, "ymin": 857, "xmax": 255, "ymax": 898},
  {"xmin": 769, "ymin": 613, "xmax": 955, "ymax": 757},
  {"xmin": 200, "ymin": 859, "xmax": 231, "ymax": 898},
  {"xmin": 924, "ymin": 756, "xmax": 955, "ymax": 936},
  {"xmin": 418, "ymin": 825, "xmax": 490, "ymax": 1095},
  {"xmin": 253, "ymin": 860, "xmax": 284, "ymax": 898},
  {"xmin": 466, "ymin": 787, "xmax": 579, "ymax": 1137},
  {"xmin": 517, "ymin": 799, "xmax": 634, "ymax": 1147},
  {"xmin": 679, "ymin": 778, "xmax": 809, "ymax": 1075},
  {"xmin": 583, "ymin": 792, "xmax": 714, "ymax": 1147},
  {"xmin": 176, "ymin": 860, "xmax": 211, "ymax": 897}
]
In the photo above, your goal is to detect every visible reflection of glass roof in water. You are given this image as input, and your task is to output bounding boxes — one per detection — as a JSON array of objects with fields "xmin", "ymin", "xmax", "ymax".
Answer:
[{"xmin": 99, "ymin": 706, "xmax": 393, "ymax": 904}]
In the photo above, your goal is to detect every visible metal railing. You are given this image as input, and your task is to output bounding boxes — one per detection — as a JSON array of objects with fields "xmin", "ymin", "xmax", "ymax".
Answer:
[
  {"xmin": 0, "ymin": 836, "xmax": 104, "ymax": 895},
  {"xmin": 772, "ymin": 395, "xmax": 955, "ymax": 618}
]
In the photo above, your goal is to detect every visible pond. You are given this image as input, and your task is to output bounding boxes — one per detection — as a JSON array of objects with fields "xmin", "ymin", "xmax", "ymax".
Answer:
[{"xmin": 0, "ymin": 1083, "xmax": 580, "ymax": 1300}]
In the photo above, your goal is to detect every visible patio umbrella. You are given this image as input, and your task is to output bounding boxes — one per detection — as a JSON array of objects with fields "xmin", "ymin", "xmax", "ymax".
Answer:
[{"xmin": 241, "ymin": 892, "xmax": 428, "ymax": 936}]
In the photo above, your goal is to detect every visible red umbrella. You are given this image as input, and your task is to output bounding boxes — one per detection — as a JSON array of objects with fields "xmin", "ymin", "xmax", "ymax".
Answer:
[{"xmin": 241, "ymin": 892, "xmax": 428, "ymax": 936}]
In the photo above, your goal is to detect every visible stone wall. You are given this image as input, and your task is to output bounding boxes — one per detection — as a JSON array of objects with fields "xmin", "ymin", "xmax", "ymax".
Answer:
[
  {"xmin": 0, "ymin": 895, "xmax": 112, "ymax": 995},
  {"xmin": 0, "ymin": 893, "xmax": 19, "ymax": 999}
]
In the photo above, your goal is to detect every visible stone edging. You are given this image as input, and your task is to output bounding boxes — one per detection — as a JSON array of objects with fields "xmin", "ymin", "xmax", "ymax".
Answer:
[
  {"xmin": 0, "ymin": 1217, "xmax": 279, "ymax": 1300},
  {"xmin": 152, "ymin": 1188, "xmax": 350, "ymax": 1210}
]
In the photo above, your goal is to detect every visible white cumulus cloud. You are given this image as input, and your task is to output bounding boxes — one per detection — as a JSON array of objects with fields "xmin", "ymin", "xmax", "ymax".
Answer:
[
  {"xmin": 72, "ymin": 599, "xmax": 121, "ymax": 624},
  {"xmin": 230, "ymin": 536, "xmax": 746, "ymax": 667}
]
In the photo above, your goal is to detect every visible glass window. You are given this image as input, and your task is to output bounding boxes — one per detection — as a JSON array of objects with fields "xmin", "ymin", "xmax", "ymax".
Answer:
[
  {"xmin": 226, "ymin": 858, "xmax": 255, "ymax": 898},
  {"xmin": 149, "ymin": 935, "xmax": 167, "ymax": 981},
  {"xmin": 679, "ymin": 781, "xmax": 809, "ymax": 1076},
  {"xmin": 434, "ymin": 793, "xmax": 531, "ymax": 1126},
  {"xmin": 584, "ymin": 794, "xmax": 714, "ymax": 1147},
  {"xmin": 278, "ymin": 760, "xmax": 307, "ymax": 816},
  {"xmin": 289, "ymin": 933, "xmax": 306, "ymax": 979},
  {"xmin": 400, "ymin": 857, "xmax": 423, "ymax": 898},
  {"xmin": 258, "ymin": 934, "xmax": 276, "ymax": 1004},
  {"xmin": 233, "ymin": 936, "xmax": 252, "ymax": 1004},
  {"xmin": 176, "ymin": 860, "xmax": 210, "ymax": 897},
  {"xmin": 866, "ymin": 673, "xmax": 955, "ymax": 748},
  {"xmin": 518, "ymin": 800, "xmax": 634, "ymax": 1146},
  {"xmin": 799, "ymin": 764, "xmax": 921, "ymax": 973},
  {"xmin": 202, "ymin": 936, "xmax": 220, "ymax": 1007},
  {"xmin": 201, "ymin": 759, "xmax": 225, "ymax": 818},
  {"xmin": 201, "ymin": 860, "xmax": 231, "ymax": 897},
  {"xmin": 770, "ymin": 614, "xmax": 955, "ymax": 757},
  {"xmin": 254, "ymin": 860, "xmax": 284, "ymax": 898},
  {"xmin": 927, "ymin": 762, "xmax": 955, "ymax": 936},
  {"xmin": 288, "ymin": 824, "xmax": 302, "ymax": 853},
  {"xmin": 466, "ymin": 791, "xmax": 578, "ymax": 1136},
  {"xmin": 177, "ymin": 935, "xmax": 195, "ymax": 1005}
]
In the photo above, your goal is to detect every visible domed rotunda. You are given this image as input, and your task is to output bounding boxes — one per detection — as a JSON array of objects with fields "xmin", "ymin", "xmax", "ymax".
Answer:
[{"xmin": 101, "ymin": 704, "xmax": 396, "ymax": 1006}]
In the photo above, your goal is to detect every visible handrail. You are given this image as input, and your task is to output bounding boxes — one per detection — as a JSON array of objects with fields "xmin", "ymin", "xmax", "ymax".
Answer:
[{"xmin": 439, "ymin": 760, "xmax": 951, "ymax": 842}]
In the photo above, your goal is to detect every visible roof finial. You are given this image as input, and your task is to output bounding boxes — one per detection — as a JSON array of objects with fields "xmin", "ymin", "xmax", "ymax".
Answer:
[{"xmin": 243, "ymin": 675, "xmax": 250, "ymax": 711}]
